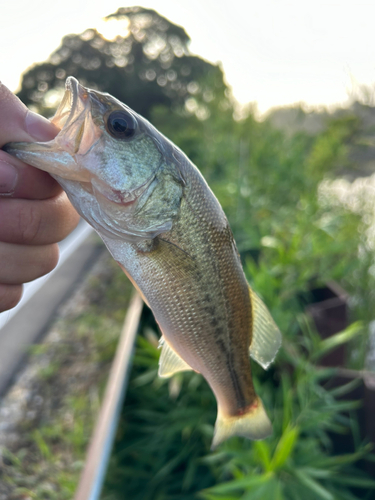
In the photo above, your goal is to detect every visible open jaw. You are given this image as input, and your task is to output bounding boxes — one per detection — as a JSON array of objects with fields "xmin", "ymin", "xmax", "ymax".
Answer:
[
  {"xmin": 51, "ymin": 76, "xmax": 99, "ymax": 158},
  {"xmin": 51, "ymin": 76, "xmax": 96, "ymax": 151},
  {"xmin": 4, "ymin": 77, "xmax": 95, "ymax": 182},
  {"xmin": 50, "ymin": 76, "xmax": 83, "ymax": 130}
]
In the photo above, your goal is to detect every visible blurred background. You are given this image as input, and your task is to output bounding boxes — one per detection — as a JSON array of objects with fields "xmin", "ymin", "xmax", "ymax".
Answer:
[
  {"xmin": 1, "ymin": 1, "xmax": 375, "ymax": 499},
  {"xmin": 4, "ymin": 0, "xmax": 375, "ymax": 113}
]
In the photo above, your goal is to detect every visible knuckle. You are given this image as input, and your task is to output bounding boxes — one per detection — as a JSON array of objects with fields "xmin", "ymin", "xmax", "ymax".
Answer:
[
  {"xmin": 55, "ymin": 193, "xmax": 80, "ymax": 239},
  {"xmin": 17, "ymin": 204, "xmax": 43, "ymax": 244},
  {"xmin": 37, "ymin": 244, "xmax": 59, "ymax": 277}
]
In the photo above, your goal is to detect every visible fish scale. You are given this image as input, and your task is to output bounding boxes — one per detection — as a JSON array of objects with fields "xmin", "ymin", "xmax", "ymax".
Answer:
[{"xmin": 129, "ymin": 164, "xmax": 256, "ymax": 417}]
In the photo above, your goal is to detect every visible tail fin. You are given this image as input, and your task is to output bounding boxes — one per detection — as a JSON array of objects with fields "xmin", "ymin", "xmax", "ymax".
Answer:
[{"xmin": 212, "ymin": 398, "xmax": 272, "ymax": 449}]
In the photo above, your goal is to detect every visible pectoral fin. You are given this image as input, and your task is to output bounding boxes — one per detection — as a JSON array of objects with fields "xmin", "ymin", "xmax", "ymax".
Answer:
[
  {"xmin": 158, "ymin": 336, "xmax": 193, "ymax": 378},
  {"xmin": 249, "ymin": 286, "xmax": 282, "ymax": 370}
]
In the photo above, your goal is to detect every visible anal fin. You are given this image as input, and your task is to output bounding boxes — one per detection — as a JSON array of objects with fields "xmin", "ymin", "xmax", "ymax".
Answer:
[
  {"xmin": 249, "ymin": 286, "xmax": 282, "ymax": 370},
  {"xmin": 158, "ymin": 336, "xmax": 193, "ymax": 378}
]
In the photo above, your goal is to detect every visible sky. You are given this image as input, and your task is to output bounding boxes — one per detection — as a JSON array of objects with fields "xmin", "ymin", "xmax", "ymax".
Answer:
[{"xmin": 1, "ymin": 0, "xmax": 375, "ymax": 113}]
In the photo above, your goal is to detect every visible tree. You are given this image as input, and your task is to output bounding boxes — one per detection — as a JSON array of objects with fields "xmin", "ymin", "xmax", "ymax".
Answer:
[{"xmin": 17, "ymin": 7, "xmax": 230, "ymax": 120}]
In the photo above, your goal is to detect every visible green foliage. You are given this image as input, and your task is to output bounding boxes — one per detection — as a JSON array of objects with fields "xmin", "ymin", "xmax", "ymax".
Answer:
[
  {"xmin": 102, "ymin": 311, "xmax": 375, "ymax": 500},
  {"xmin": 307, "ymin": 115, "xmax": 359, "ymax": 178}
]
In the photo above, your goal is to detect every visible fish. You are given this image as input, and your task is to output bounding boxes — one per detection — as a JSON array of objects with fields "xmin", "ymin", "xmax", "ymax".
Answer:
[{"xmin": 4, "ymin": 77, "xmax": 281, "ymax": 448}]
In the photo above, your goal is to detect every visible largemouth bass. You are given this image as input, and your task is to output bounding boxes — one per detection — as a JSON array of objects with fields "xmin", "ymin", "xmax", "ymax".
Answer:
[{"xmin": 5, "ymin": 77, "xmax": 281, "ymax": 448}]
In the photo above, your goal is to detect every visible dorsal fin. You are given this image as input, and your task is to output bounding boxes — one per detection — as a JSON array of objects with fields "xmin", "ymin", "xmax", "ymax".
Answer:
[
  {"xmin": 248, "ymin": 286, "xmax": 282, "ymax": 369},
  {"xmin": 158, "ymin": 336, "xmax": 193, "ymax": 378}
]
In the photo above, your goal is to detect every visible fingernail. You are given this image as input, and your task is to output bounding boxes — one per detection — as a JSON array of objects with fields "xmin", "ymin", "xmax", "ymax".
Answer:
[
  {"xmin": 0, "ymin": 160, "xmax": 18, "ymax": 194},
  {"xmin": 25, "ymin": 110, "xmax": 59, "ymax": 142}
]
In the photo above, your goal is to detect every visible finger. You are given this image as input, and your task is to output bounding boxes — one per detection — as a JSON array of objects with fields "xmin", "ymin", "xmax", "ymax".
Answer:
[
  {"xmin": 0, "ymin": 82, "xmax": 59, "ymax": 147},
  {"xmin": 0, "ymin": 242, "xmax": 59, "ymax": 285},
  {"xmin": 0, "ymin": 284, "xmax": 23, "ymax": 313},
  {"xmin": 0, "ymin": 82, "xmax": 62, "ymax": 200},
  {"xmin": 0, "ymin": 191, "xmax": 80, "ymax": 245},
  {"xmin": 0, "ymin": 150, "xmax": 62, "ymax": 200}
]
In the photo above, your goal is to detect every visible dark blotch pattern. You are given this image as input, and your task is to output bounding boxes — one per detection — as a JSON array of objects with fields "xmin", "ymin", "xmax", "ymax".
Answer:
[{"xmin": 131, "ymin": 161, "xmax": 256, "ymax": 417}]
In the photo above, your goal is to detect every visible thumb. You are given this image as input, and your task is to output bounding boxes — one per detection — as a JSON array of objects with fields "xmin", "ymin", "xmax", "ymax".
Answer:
[{"xmin": 0, "ymin": 82, "xmax": 59, "ymax": 147}]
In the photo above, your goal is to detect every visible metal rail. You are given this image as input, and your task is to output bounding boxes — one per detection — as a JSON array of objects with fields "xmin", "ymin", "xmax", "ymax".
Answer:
[{"xmin": 74, "ymin": 292, "xmax": 144, "ymax": 500}]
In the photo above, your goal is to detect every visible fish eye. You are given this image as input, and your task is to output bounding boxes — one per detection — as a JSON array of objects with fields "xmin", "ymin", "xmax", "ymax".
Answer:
[{"xmin": 106, "ymin": 110, "xmax": 137, "ymax": 139}]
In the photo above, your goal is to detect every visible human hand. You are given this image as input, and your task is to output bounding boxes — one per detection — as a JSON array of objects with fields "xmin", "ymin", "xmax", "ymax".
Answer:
[{"xmin": 0, "ymin": 82, "xmax": 80, "ymax": 312}]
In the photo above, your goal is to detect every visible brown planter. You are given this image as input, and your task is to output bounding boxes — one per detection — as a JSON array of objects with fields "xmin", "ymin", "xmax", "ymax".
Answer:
[
  {"xmin": 323, "ymin": 368, "xmax": 375, "ymax": 477},
  {"xmin": 306, "ymin": 280, "xmax": 349, "ymax": 367},
  {"xmin": 305, "ymin": 281, "xmax": 375, "ymax": 475}
]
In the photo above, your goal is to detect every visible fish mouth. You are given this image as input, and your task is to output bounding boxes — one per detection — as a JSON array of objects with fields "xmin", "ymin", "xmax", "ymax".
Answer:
[
  {"xmin": 3, "ymin": 77, "xmax": 95, "ymax": 182},
  {"xmin": 51, "ymin": 76, "xmax": 88, "ymax": 130},
  {"xmin": 50, "ymin": 76, "xmax": 96, "ymax": 156}
]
